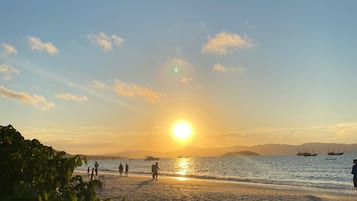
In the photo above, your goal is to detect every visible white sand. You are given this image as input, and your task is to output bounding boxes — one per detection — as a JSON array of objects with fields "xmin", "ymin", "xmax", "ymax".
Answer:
[{"xmin": 79, "ymin": 173, "xmax": 357, "ymax": 201}]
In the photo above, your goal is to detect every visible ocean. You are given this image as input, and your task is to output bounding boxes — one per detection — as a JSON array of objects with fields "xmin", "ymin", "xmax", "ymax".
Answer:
[{"xmin": 78, "ymin": 153, "xmax": 357, "ymax": 191}]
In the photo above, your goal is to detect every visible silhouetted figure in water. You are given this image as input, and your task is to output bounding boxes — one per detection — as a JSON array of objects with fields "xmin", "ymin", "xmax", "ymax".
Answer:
[
  {"xmin": 151, "ymin": 163, "xmax": 155, "ymax": 179},
  {"xmin": 125, "ymin": 163, "xmax": 129, "ymax": 176},
  {"xmin": 90, "ymin": 168, "xmax": 95, "ymax": 181},
  {"xmin": 352, "ymin": 159, "xmax": 357, "ymax": 189},
  {"xmin": 119, "ymin": 163, "xmax": 124, "ymax": 176},
  {"xmin": 152, "ymin": 162, "xmax": 160, "ymax": 181},
  {"xmin": 95, "ymin": 161, "xmax": 99, "ymax": 176},
  {"xmin": 87, "ymin": 167, "xmax": 90, "ymax": 176}
]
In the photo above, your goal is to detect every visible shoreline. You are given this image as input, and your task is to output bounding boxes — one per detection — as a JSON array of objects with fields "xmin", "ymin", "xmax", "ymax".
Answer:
[
  {"xmin": 75, "ymin": 170, "xmax": 354, "ymax": 193},
  {"xmin": 75, "ymin": 172, "xmax": 357, "ymax": 201}
]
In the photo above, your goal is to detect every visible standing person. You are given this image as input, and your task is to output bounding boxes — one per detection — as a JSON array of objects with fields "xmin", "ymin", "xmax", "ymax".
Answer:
[
  {"xmin": 87, "ymin": 167, "xmax": 90, "ymax": 176},
  {"xmin": 125, "ymin": 163, "xmax": 129, "ymax": 176},
  {"xmin": 94, "ymin": 161, "xmax": 99, "ymax": 176},
  {"xmin": 352, "ymin": 159, "xmax": 357, "ymax": 189},
  {"xmin": 151, "ymin": 163, "xmax": 155, "ymax": 180},
  {"xmin": 119, "ymin": 163, "xmax": 123, "ymax": 176},
  {"xmin": 90, "ymin": 168, "xmax": 94, "ymax": 181},
  {"xmin": 152, "ymin": 162, "xmax": 160, "ymax": 181}
]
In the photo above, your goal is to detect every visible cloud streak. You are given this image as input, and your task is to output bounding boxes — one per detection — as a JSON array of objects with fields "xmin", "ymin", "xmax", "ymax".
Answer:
[
  {"xmin": 213, "ymin": 63, "xmax": 246, "ymax": 73},
  {"xmin": 28, "ymin": 36, "xmax": 59, "ymax": 55},
  {"xmin": 113, "ymin": 80, "xmax": 163, "ymax": 102},
  {"xmin": 202, "ymin": 32, "xmax": 251, "ymax": 55},
  {"xmin": 0, "ymin": 85, "xmax": 55, "ymax": 110},
  {"xmin": 87, "ymin": 32, "xmax": 124, "ymax": 52},
  {"xmin": 0, "ymin": 64, "xmax": 20, "ymax": 80},
  {"xmin": 0, "ymin": 44, "xmax": 17, "ymax": 56},
  {"xmin": 56, "ymin": 93, "xmax": 88, "ymax": 102},
  {"xmin": 93, "ymin": 80, "xmax": 164, "ymax": 102}
]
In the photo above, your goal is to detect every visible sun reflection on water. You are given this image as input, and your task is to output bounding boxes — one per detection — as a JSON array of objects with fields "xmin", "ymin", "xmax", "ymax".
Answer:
[{"xmin": 174, "ymin": 157, "xmax": 192, "ymax": 180}]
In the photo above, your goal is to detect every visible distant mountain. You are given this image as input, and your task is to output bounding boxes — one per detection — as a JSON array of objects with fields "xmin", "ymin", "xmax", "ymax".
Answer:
[
  {"xmin": 221, "ymin": 151, "xmax": 259, "ymax": 157},
  {"xmin": 106, "ymin": 149, "xmax": 162, "ymax": 159},
  {"xmin": 108, "ymin": 143, "xmax": 357, "ymax": 158},
  {"xmin": 85, "ymin": 155, "xmax": 124, "ymax": 160}
]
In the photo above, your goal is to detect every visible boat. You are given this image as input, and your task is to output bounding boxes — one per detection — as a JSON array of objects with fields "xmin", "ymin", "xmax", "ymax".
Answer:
[
  {"xmin": 327, "ymin": 148, "xmax": 344, "ymax": 155},
  {"xmin": 327, "ymin": 152, "xmax": 344, "ymax": 155},
  {"xmin": 303, "ymin": 152, "xmax": 317, "ymax": 157},
  {"xmin": 144, "ymin": 155, "xmax": 160, "ymax": 161},
  {"xmin": 177, "ymin": 155, "xmax": 190, "ymax": 158},
  {"xmin": 297, "ymin": 149, "xmax": 317, "ymax": 156}
]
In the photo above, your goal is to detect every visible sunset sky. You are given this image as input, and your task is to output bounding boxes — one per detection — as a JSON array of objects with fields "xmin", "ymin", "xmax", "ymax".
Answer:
[{"xmin": 1, "ymin": 1, "xmax": 357, "ymax": 154}]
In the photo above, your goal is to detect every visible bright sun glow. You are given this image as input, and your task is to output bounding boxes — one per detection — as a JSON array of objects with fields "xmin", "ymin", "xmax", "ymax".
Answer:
[{"xmin": 172, "ymin": 121, "xmax": 192, "ymax": 141}]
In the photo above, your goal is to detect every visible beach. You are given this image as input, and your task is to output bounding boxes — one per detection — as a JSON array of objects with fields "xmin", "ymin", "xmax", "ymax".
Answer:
[{"xmin": 86, "ymin": 174, "xmax": 357, "ymax": 201}]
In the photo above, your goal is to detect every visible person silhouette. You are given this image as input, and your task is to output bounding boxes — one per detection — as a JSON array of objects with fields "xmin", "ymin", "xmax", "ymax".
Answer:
[
  {"xmin": 151, "ymin": 163, "xmax": 155, "ymax": 180},
  {"xmin": 119, "ymin": 163, "xmax": 124, "ymax": 176},
  {"xmin": 125, "ymin": 163, "xmax": 129, "ymax": 176},
  {"xmin": 352, "ymin": 159, "xmax": 357, "ymax": 189},
  {"xmin": 90, "ymin": 168, "xmax": 94, "ymax": 181},
  {"xmin": 94, "ymin": 161, "xmax": 99, "ymax": 176},
  {"xmin": 152, "ymin": 162, "xmax": 160, "ymax": 181}
]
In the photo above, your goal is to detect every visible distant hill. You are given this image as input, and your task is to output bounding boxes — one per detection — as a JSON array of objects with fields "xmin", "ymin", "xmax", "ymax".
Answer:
[
  {"xmin": 221, "ymin": 151, "xmax": 259, "ymax": 157},
  {"xmin": 107, "ymin": 143, "xmax": 357, "ymax": 158},
  {"xmin": 85, "ymin": 155, "xmax": 124, "ymax": 160}
]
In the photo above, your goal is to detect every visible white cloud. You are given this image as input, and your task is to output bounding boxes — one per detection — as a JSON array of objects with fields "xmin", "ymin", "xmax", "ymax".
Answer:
[
  {"xmin": 0, "ymin": 85, "xmax": 55, "ymax": 111},
  {"xmin": 93, "ymin": 79, "xmax": 164, "ymax": 103},
  {"xmin": 28, "ymin": 36, "xmax": 59, "ymax": 55},
  {"xmin": 213, "ymin": 63, "xmax": 246, "ymax": 73},
  {"xmin": 0, "ymin": 64, "xmax": 20, "ymax": 80},
  {"xmin": 92, "ymin": 80, "xmax": 109, "ymax": 89},
  {"xmin": 111, "ymin": 34, "xmax": 125, "ymax": 46},
  {"xmin": 168, "ymin": 58, "xmax": 190, "ymax": 69},
  {"xmin": 87, "ymin": 32, "xmax": 124, "ymax": 52},
  {"xmin": 56, "ymin": 93, "xmax": 88, "ymax": 102},
  {"xmin": 202, "ymin": 32, "xmax": 252, "ymax": 55},
  {"xmin": 0, "ymin": 44, "xmax": 17, "ymax": 56},
  {"xmin": 113, "ymin": 80, "xmax": 164, "ymax": 102}
]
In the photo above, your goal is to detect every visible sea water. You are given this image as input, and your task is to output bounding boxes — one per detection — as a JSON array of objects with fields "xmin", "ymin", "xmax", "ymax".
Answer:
[{"xmin": 78, "ymin": 153, "xmax": 357, "ymax": 191}]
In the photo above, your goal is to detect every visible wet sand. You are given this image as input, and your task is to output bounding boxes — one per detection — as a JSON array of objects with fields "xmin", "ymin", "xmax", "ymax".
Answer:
[{"xmin": 83, "ymin": 173, "xmax": 357, "ymax": 201}]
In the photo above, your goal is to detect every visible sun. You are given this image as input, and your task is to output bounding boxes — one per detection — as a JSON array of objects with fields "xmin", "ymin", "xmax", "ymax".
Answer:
[{"xmin": 172, "ymin": 121, "xmax": 192, "ymax": 141}]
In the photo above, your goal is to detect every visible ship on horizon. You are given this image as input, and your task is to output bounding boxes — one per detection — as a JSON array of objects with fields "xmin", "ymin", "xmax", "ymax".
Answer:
[{"xmin": 144, "ymin": 155, "xmax": 160, "ymax": 161}]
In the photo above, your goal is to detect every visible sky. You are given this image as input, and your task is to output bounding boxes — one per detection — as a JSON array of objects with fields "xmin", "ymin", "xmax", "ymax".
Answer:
[{"xmin": 1, "ymin": 0, "xmax": 357, "ymax": 154}]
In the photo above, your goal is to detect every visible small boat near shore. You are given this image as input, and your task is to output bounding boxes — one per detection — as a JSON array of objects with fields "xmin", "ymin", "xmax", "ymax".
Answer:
[
  {"xmin": 297, "ymin": 149, "xmax": 317, "ymax": 156},
  {"xmin": 144, "ymin": 155, "xmax": 160, "ymax": 161},
  {"xmin": 177, "ymin": 155, "xmax": 190, "ymax": 158},
  {"xmin": 327, "ymin": 152, "xmax": 343, "ymax": 156}
]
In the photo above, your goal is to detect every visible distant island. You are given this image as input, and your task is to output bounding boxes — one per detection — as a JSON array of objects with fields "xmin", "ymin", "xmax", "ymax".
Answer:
[
  {"xmin": 221, "ymin": 151, "xmax": 259, "ymax": 157},
  {"xmin": 84, "ymin": 155, "xmax": 125, "ymax": 160}
]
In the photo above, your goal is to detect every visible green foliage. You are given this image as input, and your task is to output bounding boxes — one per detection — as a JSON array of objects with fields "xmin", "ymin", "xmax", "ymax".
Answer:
[{"xmin": 0, "ymin": 125, "xmax": 110, "ymax": 201}]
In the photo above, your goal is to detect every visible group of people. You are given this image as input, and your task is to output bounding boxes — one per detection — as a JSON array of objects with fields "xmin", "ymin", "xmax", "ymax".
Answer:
[
  {"xmin": 87, "ymin": 161, "xmax": 99, "ymax": 181},
  {"xmin": 84, "ymin": 160, "xmax": 357, "ymax": 188},
  {"xmin": 118, "ymin": 163, "xmax": 129, "ymax": 176}
]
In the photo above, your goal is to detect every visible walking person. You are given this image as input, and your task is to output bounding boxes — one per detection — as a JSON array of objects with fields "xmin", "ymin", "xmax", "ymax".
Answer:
[
  {"xmin": 152, "ymin": 162, "xmax": 160, "ymax": 181},
  {"xmin": 125, "ymin": 163, "xmax": 129, "ymax": 177},
  {"xmin": 352, "ymin": 159, "xmax": 357, "ymax": 189},
  {"xmin": 119, "ymin": 163, "xmax": 123, "ymax": 176}
]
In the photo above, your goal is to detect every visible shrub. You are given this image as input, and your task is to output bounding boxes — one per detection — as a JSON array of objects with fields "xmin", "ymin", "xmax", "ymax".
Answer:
[{"xmin": 0, "ymin": 125, "xmax": 109, "ymax": 201}]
